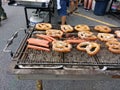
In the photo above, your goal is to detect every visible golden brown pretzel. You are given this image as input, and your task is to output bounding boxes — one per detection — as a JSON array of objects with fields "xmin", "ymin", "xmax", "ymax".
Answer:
[
  {"xmin": 61, "ymin": 25, "xmax": 74, "ymax": 33},
  {"xmin": 108, "ymin": 46, "xmax": 120, "ymax": 54},
  {"xmin": 97, "ymin": 33, "xmax": 117, "ymax": 42},
  {"xmin": 52, "ymin": 40, "xmax": 72, "ymax": 52},
  {"xmin": 77, "ymin": 42, "xmax": 100, "ymax": 56},
  {"xmin": 86, "ymin": 42, "xmax": 100, "ymax": 56},
  {"xmin": 77, "ymin": 42, "xmax": 91, "ymax": 51},
  {"xmin": 78, "ymin": 31, "xmax": 97, "ymax": 40},
  {"xmin": 106, "ymin": 41, "xmax": 120, "ymax": 47},
  {"xmin": 74, "ymin": 24, "xmax": 90, "ymax": 32},
  {"xmin": 115, "ymin": 30, "xmax": 120, "ymax": 38},
  {"xmin": 106, "ymin": 41, "xmax": 120, "ymax": 54},
  {"xmin": 35, "ymin": 23, "xmax": 52, "ymax": 30},
  {"xmin": 94, "ymin": 25, "xmax": 111, "ymax": 33},
  {"xmin": 46, "ymin": 29, "xmax": 63, "ymax": 38}
]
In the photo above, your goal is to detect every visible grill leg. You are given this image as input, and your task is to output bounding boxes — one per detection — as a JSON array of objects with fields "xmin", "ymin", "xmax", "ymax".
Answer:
[{"xmin": 36, "ymin": 80, "xmax": 43, "ymax": 90}]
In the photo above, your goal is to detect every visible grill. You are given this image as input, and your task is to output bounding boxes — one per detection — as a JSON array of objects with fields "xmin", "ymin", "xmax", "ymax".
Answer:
[
  {"xmin": 9, "ymin": 0, "xmax": 51, "ymax": 7},
  {"xmin": 6, "ymin": 26, "xmax": 119, "ymax": 69}
]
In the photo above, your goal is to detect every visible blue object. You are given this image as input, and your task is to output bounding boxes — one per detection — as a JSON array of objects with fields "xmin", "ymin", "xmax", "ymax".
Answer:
[
  {"xmin": 57, "ymin": 0, "xmax": 67, "ymax": 16},
  {"xmin": 94, "ymin": 0, "xmax": 110, "ymax": 16}
]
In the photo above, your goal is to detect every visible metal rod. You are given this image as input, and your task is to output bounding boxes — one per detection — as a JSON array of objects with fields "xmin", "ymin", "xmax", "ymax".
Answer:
[
  {"xmin": 36, "ymin": 80, "xmax": 43, "ymax": 90},
  {"xmin": 24, "ymin": 7, "xmax": 29, "ymax": 28}
]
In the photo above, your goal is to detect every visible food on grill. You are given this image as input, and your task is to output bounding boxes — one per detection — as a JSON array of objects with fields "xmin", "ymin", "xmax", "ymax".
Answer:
[
  {"xmin": 36, "ymin": 34, "xmax": 56, "ymax": 42},
  {"xmin": 94, "ymin": 25, "xmax": 111, "ymax": 33},
  {"xmin": 86, "ymin": 42, "xmax": 100, "ymax": 56},
  {"xmin": 61, "ymin": 25, "xmax": 74, "ymax": 33},
  {"xmin": 46, "ymin": 29, "xmax": 63, "ymax": 38},
  {"xmin": 77, "ymin": 42, "xmax": 90, "ymax": 51},
  {"xmin": 77, "ymin": 42, "xmax": 100, "ymax": 56},
  {"xmin": 27, "ymin": 44, "xmax": 50, "ymax": 52},
  {"xmin": 114, "ymin": 30, "xmax": 120, "ymax": 38},
  {"xmin": 27, "ymin": 38, "xmax": 49, "ymax": 47},
  {"xmin": 35, "ymin": 23, "xmax": 52, "ymax": 30},
  {"xmin": 78, "ymin": 31, "xmax": 97, "ymax": 40},
  {"xmin": 106, "ymin": 41, "xmax": 120, "ymax": 54},
  {"xmin": 74, "ymin": 24, "xmax": 90, "ymax": 32},
  {"xmin": 65, "ymin": 39, "xmax": 86, "ymax": 44},
  {"xmin": 97, "ymin": 33, "xmax": 117, "ymax": 42},
  {"xmin": 52, "ymin": 40, "xmax": 72, "ymax": 52}
]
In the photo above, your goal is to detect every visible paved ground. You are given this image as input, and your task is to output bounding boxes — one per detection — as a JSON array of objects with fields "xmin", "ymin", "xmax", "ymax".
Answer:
[{"xmin": 0, "ymin": 3, "xmax": 120, "ymax": 90}]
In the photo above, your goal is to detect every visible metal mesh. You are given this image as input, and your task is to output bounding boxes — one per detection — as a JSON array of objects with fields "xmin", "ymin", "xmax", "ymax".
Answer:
[{"xmin": 16, "ymin": 26, "xmax": 120, "ymax": 66}]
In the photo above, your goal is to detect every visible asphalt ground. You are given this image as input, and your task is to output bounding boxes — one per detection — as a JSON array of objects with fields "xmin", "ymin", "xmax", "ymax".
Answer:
[{"xmin": 0, "ymin": 3, "xmax": 120, "ymax": 90}]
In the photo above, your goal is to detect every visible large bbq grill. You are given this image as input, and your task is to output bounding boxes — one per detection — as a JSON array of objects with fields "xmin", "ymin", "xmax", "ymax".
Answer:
[
  {"xmin": 5, "ymin": 26, "xmax": 120, "ymax": 69},
  {"xmin": 10, "ymin": 26, "xmax": 120, "ymax": 68},
  {"xmin": 4, "ymin": 26, "xmax": 120, "ymax": 90}
]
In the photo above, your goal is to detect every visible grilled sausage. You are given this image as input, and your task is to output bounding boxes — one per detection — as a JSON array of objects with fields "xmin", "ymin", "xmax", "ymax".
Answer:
[
  {"xmin": 27, "ymin": 44, "xmax": 50, "ymax": 52},
  {"xmin": 27, "ymin": 38, "xmax": 49, "ymax": 47}
]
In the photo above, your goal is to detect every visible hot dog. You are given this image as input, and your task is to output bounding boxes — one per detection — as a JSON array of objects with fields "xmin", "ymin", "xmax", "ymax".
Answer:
[
  {"xmin": 65, "ymin": 39, "xmax": 86, "ymax": 44},
  {"xmin": 35, "ymin": 34, "xmax": 53, "ymax": 42},
  {"xmin": 27, "ymin": 38, "xmax": 49, "ymax": 47},
  {"xmin": 27, "ymin": 44, "xmax": 50, "ymax": 52}
]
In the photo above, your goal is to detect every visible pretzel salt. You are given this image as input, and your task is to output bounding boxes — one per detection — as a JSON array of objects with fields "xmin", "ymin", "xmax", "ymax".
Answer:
[
  {"xmin": 61, "ymin": 25, "xmax": 74, "ymax": 33},
  {"xmin": 97, "ymin": 33, "xmax": 117, "ymax": 42},
  {"xmin": 52, "ymin": 40, "xmax": 72, "ymax": 52},
  {"xmin": 78, "ymin": 31, "xmax": 97, "ymax": 40},
  {"xmin": 46, "ymin": 29, "xmax": 63, "ymax": 38}
]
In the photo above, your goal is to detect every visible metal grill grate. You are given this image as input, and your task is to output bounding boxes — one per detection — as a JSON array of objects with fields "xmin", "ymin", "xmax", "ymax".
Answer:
[{"xmin": 16, "ymin": 26, "xmax": 120, "ymax": 67}]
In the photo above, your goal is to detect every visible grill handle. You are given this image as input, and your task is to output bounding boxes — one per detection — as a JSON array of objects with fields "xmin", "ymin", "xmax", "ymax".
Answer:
[{"xmin": 3, "ymin": 28, "xmax": 27, "ymax": 57}]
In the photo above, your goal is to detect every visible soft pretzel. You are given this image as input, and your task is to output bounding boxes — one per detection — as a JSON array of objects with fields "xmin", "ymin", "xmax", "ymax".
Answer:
[
  {"xmin": 52, "ymin": 40, "xmax": 72, "ymax": 52},
  {"xmin": 35, "ymin": 23, "xmax": 52, "ymax": 30},
  {"xmin": 106, "ymin": 41, "xmax": 120, "ymax": 47},
  {"xmin": 61, "ymin": 25, "xmax": 74, "ymax": 33},
  {"xmin": 46, "ymin": 29, "xmax": 63, "ymax": 38},
  {"xmin": 78, "ymin": 31, "xmax": 97, "ymax": 40},
  {"xmin": 94, "ymin": 25, "xmax": 111, "ymax": 33},
  {"xmin": 77, "ymin": 42, "xmax": 100, "ymax": 56},
  {"xmin": 115, "ymin": 30, "xmax": 120, "ymax": 38},
  {"xmin": 74, "ymin": 24, "xmax": 90, "ymax": 32},
  {"xmin": 77, "ymin": 42, "xmax": 91, "ymax": 51},
  {"xmin": 97, "ymin": 33, "xmax": 117, "ymax": 42},
  {"xmin": 108, "ymin": 46, "xmax": 120, "ymax": 54},
  {"xmin": 106, "ymin": 41, "xmax": 120, "ymax": 54},
  {"xmin": 86, "ymin": 42, "xmax": 100, "ymax": 56}
]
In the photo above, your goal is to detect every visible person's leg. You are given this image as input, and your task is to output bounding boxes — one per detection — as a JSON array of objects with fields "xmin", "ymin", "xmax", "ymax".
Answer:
[
  {"xmin": 61, "ymin": 16, "xmax": 66, "ymax": 25},
  {"xmin": 84, "ymin": 0, "xmax": 87, "ymax": 9},
  {"xmin": 57, "ymin": 0, "xmax": 67, "ymax": 25},
  {"xmin": 75, "ymin": 0, "xmax": 78, "ymax": 9},
  {"xmin": 87, "ymin": 0, "xmax": 93, "ymax": 10},
  {"xmin": 69, "ymin": 0, "xmax": 75, "ymax": 13},
  {"xmin": 74, "ymin": 0, "xmax": 79, "ymax": 12}
]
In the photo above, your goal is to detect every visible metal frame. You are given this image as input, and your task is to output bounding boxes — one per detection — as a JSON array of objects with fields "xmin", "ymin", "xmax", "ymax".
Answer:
[{"xmin": 8, "ymin": 0, "xmax": 55, "ymax": 28}]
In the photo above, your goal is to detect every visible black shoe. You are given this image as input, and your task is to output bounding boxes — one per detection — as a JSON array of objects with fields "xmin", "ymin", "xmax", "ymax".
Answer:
[
  {"xmin": 73, "ymin": 8, "xmax": 78, "ymax": 12},
  {"xmin": 1, "ymin": 13, "xmax": 7, "ymax": 20},
  {"xmin": 67, "ymin": 12, "xmax": 73, "ymax": 16},
  {"xmin": 58, "ymin": 21, "xmax": 67, "ymax": 25}
]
